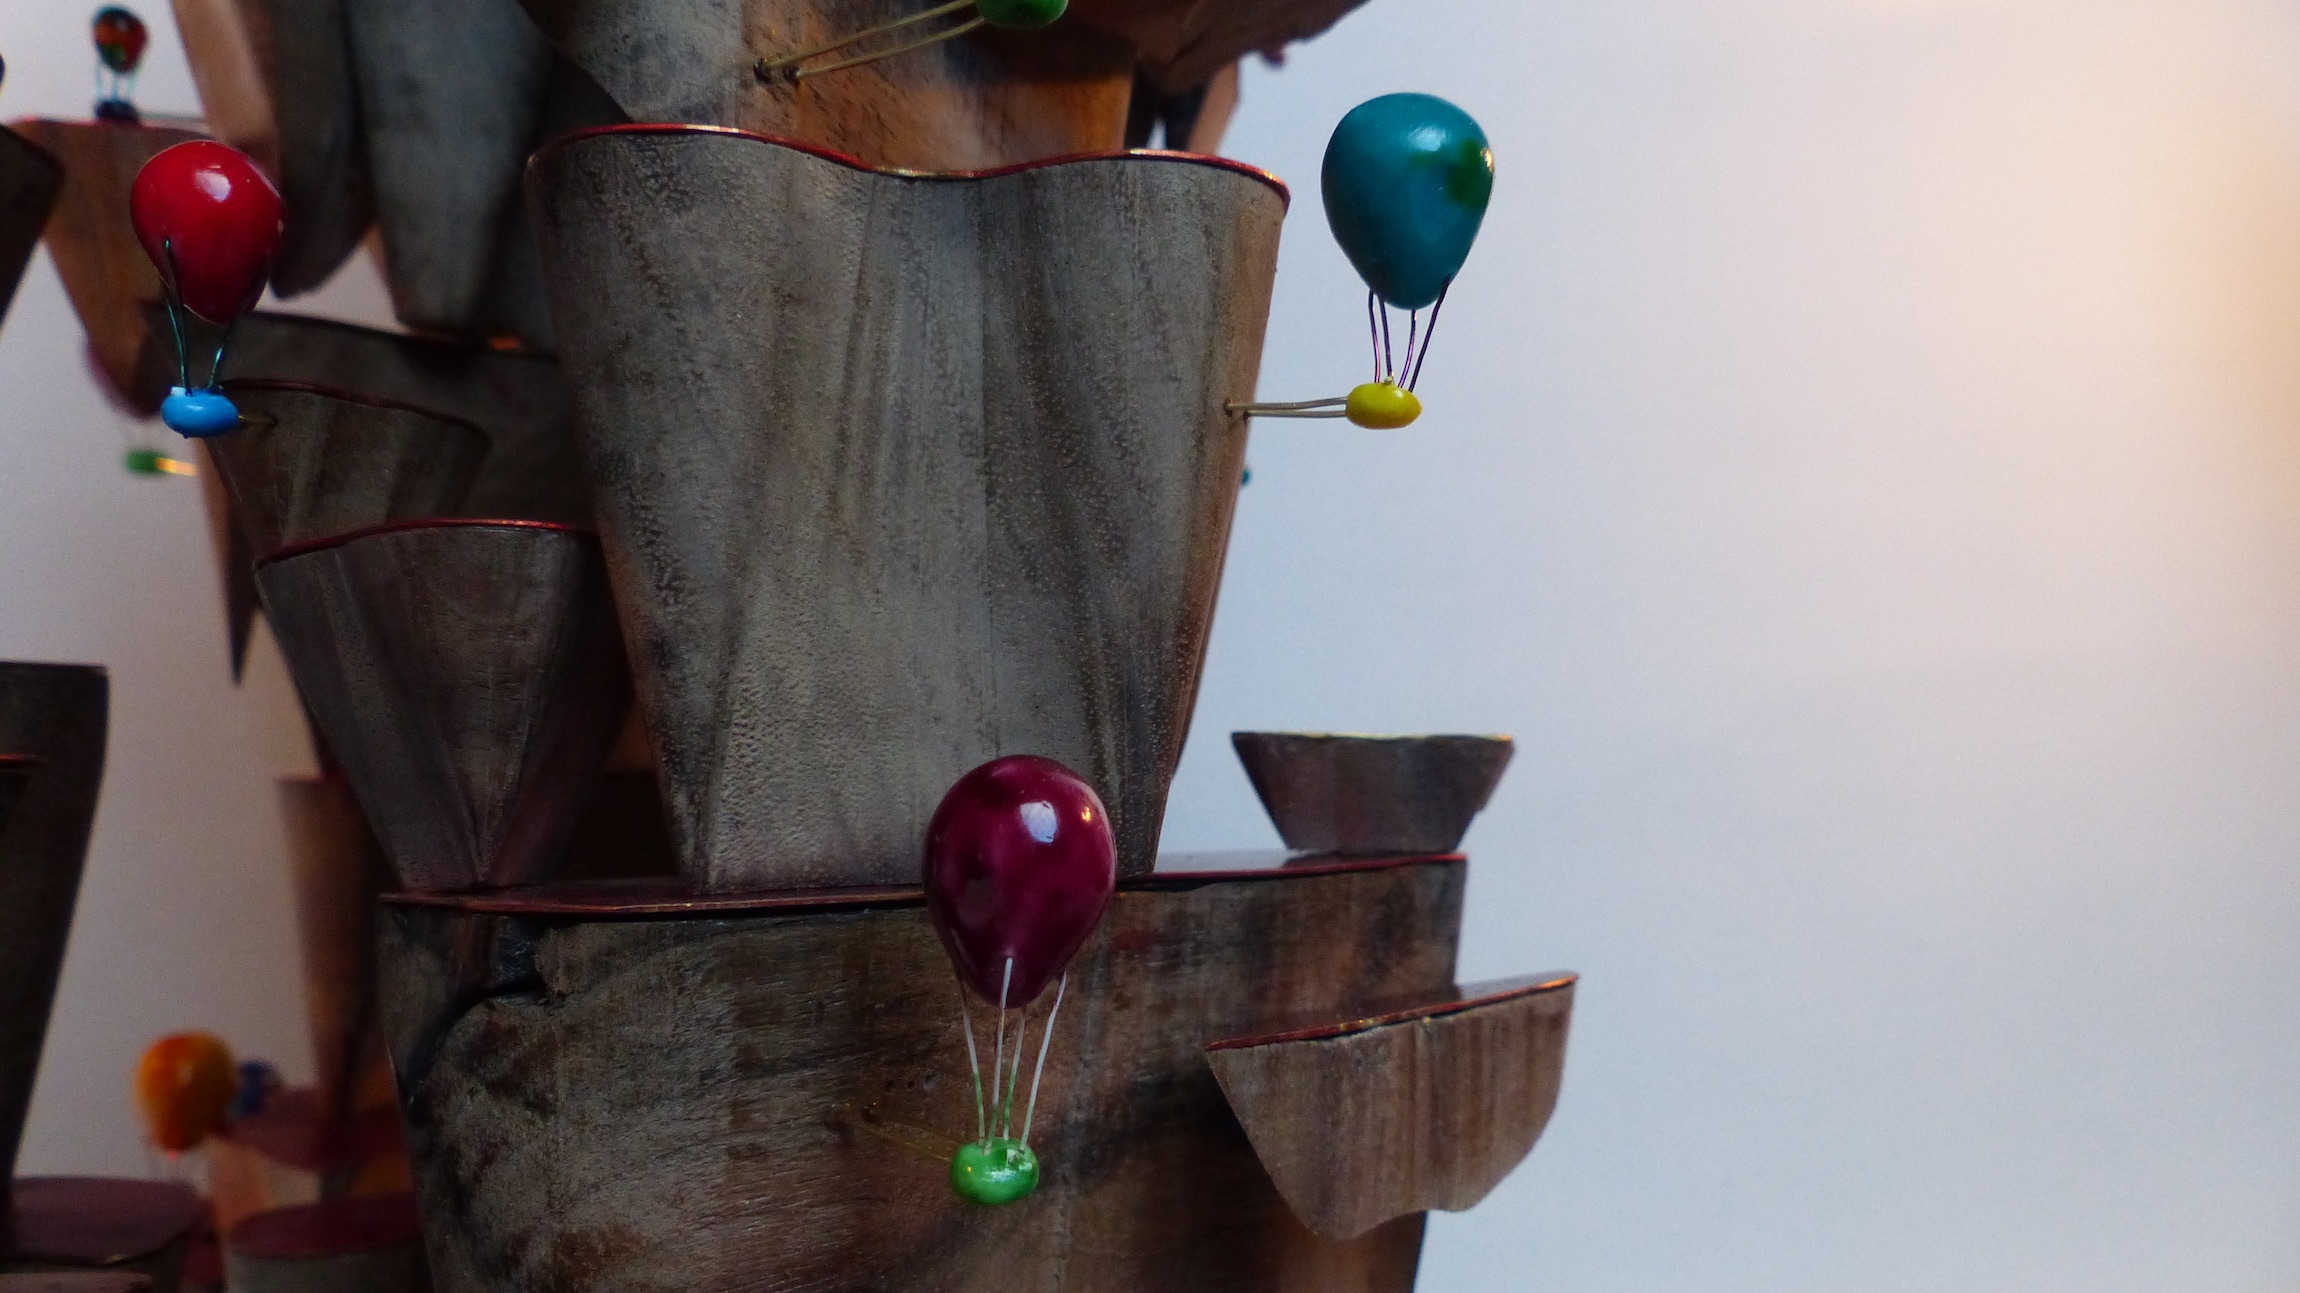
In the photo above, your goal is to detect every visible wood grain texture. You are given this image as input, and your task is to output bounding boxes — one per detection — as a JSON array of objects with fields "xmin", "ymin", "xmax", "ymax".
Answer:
[
  {"xmin": 378, "ymin": 857, "xmax": 1464, "ymax": 1292},
  {"xmin": 530, "ymin": 128, "xmax": 1284, "ymax": 890},
  {"xmin": 517, "ymin": 0, "xmax": 1133, "ymax": 170},
  {"xmin": 1, "ymin": 1178, "xmax": 199, "ymax": 1291},
  {"xmin": 340, "ymin": 0, "xmax": 622, "ymax": 344},
  {"xmin": 208, "ymin": 381, "xmax": 491, "ymax": 558},
  {"xmin": 0, "ymin": 666, "xmax": 107, "ymax": 1185},
  {"xmin": 1206, "ymin": 974, "xmax": 1575, "ymax": 1241},
  {"xmin": 1231, "ymin": 734, "xmax": 1516, "ymax": 855},
  {"xmin": 277, "ymin": 776, "xmax": 395, "ymax": 1124},
  {"xmin": 0, "ymin": 127, "xmax": 63, "ymax": 336},
  {"xmin": 258, "ymin": 522, "xmax": 630, "ymax": 892},
  {"xmin": 10, "ymin": 121, "xmax": 203, "ymax": 413},
  {"xmin": 245, "ymin": 0, "xmax": 374, "ymax": 295}
]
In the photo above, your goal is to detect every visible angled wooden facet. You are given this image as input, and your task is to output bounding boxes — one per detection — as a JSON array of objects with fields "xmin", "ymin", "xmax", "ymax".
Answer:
[
  {"xmin": 380, "ymin": 855, "xmax": 1462, "ymax": 1291},
  {"xmin": 0, "ymin": 756, "xmax": 38, "ymax": 845},
  {"xmin": 0, "ymin": 126, "xmax": 64, "ymax": 334},
  {"xmin": 258, "ymin": 522, "xmax": 631, "ymax": 892},
  {"xmin": 1233, "ymin": 733, "xmax": 1516, "ymax": 855},
  {"xmin": 207, "ymin": 381, "xmax": 492, "ymax": 558},
  {"xmin": 277, "ymin": 776, "xmax": 394, "ymax": 1125},
  {"xmin": 0, "ymin": 665, "xmax": 108, "ymax": 1184},
  {"xmin": 169, "ymin": 0, "xmax": 278, "ymax": 171},
  {"xmin": 529, "ymin": 128, "xmax": 1283, "ymax": 890},
  {"xmin": 1208, "ymin": 974, "xmax": 1577, "ymax": 1241},
  {"xmin": 1071, "ymin": 0, "xmax": 1370, "ymax": 96},
  {"xmin": 11, "ymin": 121, "xmax": 203, "ymax": 413}
]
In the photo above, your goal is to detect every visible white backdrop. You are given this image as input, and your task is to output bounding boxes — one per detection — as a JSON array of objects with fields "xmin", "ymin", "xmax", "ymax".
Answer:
[{"xmin": 7, "ymin": 0, "xmax": 2300, "ymax": 1288}]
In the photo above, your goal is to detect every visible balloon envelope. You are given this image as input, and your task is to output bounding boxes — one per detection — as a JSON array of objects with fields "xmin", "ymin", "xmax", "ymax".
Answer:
[
  {"xmin": 1321, "ymin": 93, "xmax": 1494, "ymax": 311},
  {"xmin": 93, "ymin": 7, "xmax": 148, "ymax": 74},
  {"xmin": 924, "ymin": 755, "xmax": 1116, "ymax": 1007},
  {"xmin": 135, "ymin": 1032, "xmax": 236, "ymax": 1152},
  {"xmin": 131, "ymin": 141, "xmax": 284, "ymax": 324}
]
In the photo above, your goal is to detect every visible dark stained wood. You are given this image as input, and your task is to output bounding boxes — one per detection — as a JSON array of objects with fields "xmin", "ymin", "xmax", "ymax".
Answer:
[
  {"xmin": 258, "ymin": 522, "xmax": 631, "ymax": 892},
  {"xmin": 189, "ymin": 441, "xmax": 261, "ymax": 680},
  {"xmin": 0, "ymin": 758, "xmax": 38, "ymax": 845},
  {"xmin": 1206, "ymin": 975, "xmax": 1576, "ymax": 1241},
  {"xmin": 169, "ymin": 0, "xmax": 277, "ymax": 171},
  {"xmin": 379, "ymin": 857, "xmax": 1464, "ymax": 1291},
  {"xmin": 0, "ymin": 1272, "xmax": 152, "ymax": 1292},
  {"xmin": 208, "ymin": 381, "xmax": 491, "ymax": 558},
  {"xmin": 529, "ymin": 127, "xmax": 1285, "ymax": 890},
  {"xmin": 0, "ymin": 128, "xmax": 63, "ymax": 335},
  {"xmin": 10, "ymin": 122, "xmax": 204, "ymax": 413},
  {"xmin": 222, "ymin": 1196, "xmax": 426, "ymax": 1293},
  {"xmin": 517, "ymin": 0, "xmax": 1134, "ymax": 171},
  {"xmin": 2, "ymin": 1178, "xmax": 202, "ymax": 1289},
  {"xmin": 1068, "ymin": 0, "xmax": 1369, "ymax": 97},
  {"xmin": 0, "ymin": 666, "xmax": 108, "ymax": 1185},
  {"xmin": 1232, "ymin": 734, "xmax": 1516, "ymax": 855},
  {"xmin": 276, "ymin": 777, "xmax": 394, "ymax": 1124},
  {"xmin": 250, "ymin": 0, "xmax": 375, "ymax": 295}
]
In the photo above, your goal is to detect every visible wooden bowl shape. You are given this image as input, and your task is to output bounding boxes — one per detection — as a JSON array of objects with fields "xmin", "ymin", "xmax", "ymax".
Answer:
[
  {"xmin": 209, "ymin": 381, "xmax": 492, "ymax": 559},
  {"xmin": 1232, "ymin": 733, "xmax": 1516, "ymax": 855},
  {"xmin": 0, "ymin": 665, "xmax": 108, "ymax": 1185},
  {"xmin": 529, "ymin": 126, "xmax": 1285, "ymax": 891},
  {"xmin": 256, "ymin": 520, "xmax": 631, "ymax": 892},
  {"xmin": 0, "ymin": 126, "xmax": 63, "ymax": 334},
  {"xmin": 8, "ymin": 121, "xmax": 203, "ymax": 412},
  {"xmin": 223, "ymin": 1194, "xmax": 426, "ymax": 1293},
  {"xmin": 514, "ymin": 0, "xmax": 1370, "ymax": 170}
]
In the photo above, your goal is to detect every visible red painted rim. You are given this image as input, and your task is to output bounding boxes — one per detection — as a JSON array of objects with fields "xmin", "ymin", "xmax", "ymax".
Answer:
[
  {"xmin": 221, "ymin": 378, "xmax": 494, "ymax": 439},
  {"xmin": 258, "ymin": 517, "xmax": 598, "ymax": 569},
  {"xmin": 534, "ymin": 123, "xmax": 1292, "ymax": 208}
]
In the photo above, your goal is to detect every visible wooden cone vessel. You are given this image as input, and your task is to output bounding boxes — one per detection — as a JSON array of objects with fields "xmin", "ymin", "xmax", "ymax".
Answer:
[
  {"xmin": 257, "ymin": 521, "xmax": 630, "ymax": 892},
  {"xmin": 0, "ymin": 665, "xmax": 107, "ymax": 1186},
  {"xmin": 529, "ymin": 127, "xmax": 1283, "ymax": 890},
  {"xmin": 0, "ymin": 127, "xmax": 63, "ymax": 332},
  {"xmin": 1232, "ymin": 734, "xmax": 1517, "ymax": 855},
  {"xmin": 207, "ymin": 381, "xmax": 491, "ymax": 558},
  {"xmin": 8, "ymin": 121, "xmax": 203, "ymax": 413},
  {"xmin": 0, "ymin": 757, "xmax": 39, "ymax": 842}
]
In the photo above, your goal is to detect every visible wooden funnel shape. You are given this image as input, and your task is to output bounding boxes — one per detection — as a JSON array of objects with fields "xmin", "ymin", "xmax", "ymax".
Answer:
[
  {"xmin": 257, "ymin": 521, "xmax": 630, "ymax": 892},
  {"xmin": 0, "ymin": 756, "xmax": 39, "ymax": 841},
  {"xmin": 9, "ymin": 121, "xmax": 203, "ymax": 412},
  {"xmin": 210, "ymin": 381, "xmax": 491, "ymax": 558},
  {"xmin": 1233, "ymin": 733, "xmax": 1516, "ymax": 855},
  {"xmin": 277, "ymin": 776, "xmax": 394, "ymax": 1124},
  {"xmin": 0, "ymin": 663, "xmax": 109, "ymax": 1183},
  {"xmin": 530, "ymin": 127, "xmax": 1284, "ymax": 890},
  {"xmin": 0, "ymin": 126, "xmax": 64, "ymax": 332},
  {"xmin": 1207, "ymin": 973, "xmax": 1576, "ymax": 1241}
]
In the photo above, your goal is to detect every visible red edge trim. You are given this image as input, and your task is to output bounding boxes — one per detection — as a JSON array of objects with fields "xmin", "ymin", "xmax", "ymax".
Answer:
[
  {"xmin": 258, "ymin": 518, "xmax": 598, "ymax": 569},
  {"xmin": 1203, "ymin": 973, "xmax": 1580, "ymax": 1052},
  {"xmin": 0, "ymin": 753, "xmax": 44, "ymax": 770},
  {"xmin": 220, "ymin": 378, "xmax": 494, "ymax": 439},
  {"xmin": 534, "ymin": 123, "xmax": 1291, "ymax": 209}
]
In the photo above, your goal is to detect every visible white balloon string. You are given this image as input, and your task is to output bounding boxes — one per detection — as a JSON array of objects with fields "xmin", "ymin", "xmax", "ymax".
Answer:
[
  {"xmin": 958, "ymin": 982, "xmax": 985, "ymax": 1144},
  {"xmin": 1021, "ymin": 973, "xmax": 1067, "ymax": 1148},
  {"xmin": 991, "ymin": 958, "xmax": 1012, "ymax": 1138}
]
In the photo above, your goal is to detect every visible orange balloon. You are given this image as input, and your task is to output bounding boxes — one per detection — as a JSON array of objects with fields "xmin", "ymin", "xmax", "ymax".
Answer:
[{"xmin": 135, "ymin": 1033, "xmax": 235, "ymax": 1152}]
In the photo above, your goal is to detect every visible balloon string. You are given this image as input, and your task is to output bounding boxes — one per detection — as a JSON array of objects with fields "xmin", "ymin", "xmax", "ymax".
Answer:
[
  {"xmin": 1366, "ymin": 290, "xmax": 1383, "ymax": 382},
  {"xmin": 1002, "ymin": 1000, "xmax": 1028, "ymax": 1140},
  {"xmin": 208, "ymin": 318, "xmax": 238, "ymax": 391},
  {"xmin": 791, "ymin": 17, "xmax": 983, "ymax": 82},
  {"xmin": 754, "ymin": 0, "xmax": 978, "ymax": 84},
  {"xmin": 957, "ymin": 983, "xmax": 986, "ymax": 1143},
  {"xmin": 159, "ymin": 241, "xmax": 189, "ymax": 390},
  {"xmin": 1402, "ymin": 307, "xmax": 1420, "ymax": 387},
  {"xmin": 1227, "ymin": 401, "xmax": 1349, "ymax": 419},
  {"xmin": 989, "ymin": 958, "xmax": 1011, "ymax": 1146},
  {"xmin": 1408, "ymin": 280, "xmax": 1452, "ymax": 392},
  {"xmin": 1021, "ymin": 973, "xmax": 1066, "ymax": 1148},
  {"xmin": 1377, "ymin": 293, "xmax": 1395, "ymax": 381}
]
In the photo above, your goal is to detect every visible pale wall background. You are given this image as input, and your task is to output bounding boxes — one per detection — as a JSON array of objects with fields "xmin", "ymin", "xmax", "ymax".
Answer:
[{"xmin": 5, "ymin": 0, "xmax": 2300, "ymax": 1289}]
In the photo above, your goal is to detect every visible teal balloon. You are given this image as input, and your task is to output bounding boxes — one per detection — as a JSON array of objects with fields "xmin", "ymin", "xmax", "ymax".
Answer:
[{"xmin": 1321, "ymin": 94, "xmax": 1494, "ymax": 310}]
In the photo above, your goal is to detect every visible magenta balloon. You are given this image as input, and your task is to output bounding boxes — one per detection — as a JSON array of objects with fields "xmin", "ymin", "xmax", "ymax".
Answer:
[{"xmin": 924, "ymin": 755, "xmax": 1116, "ymax": 1007}]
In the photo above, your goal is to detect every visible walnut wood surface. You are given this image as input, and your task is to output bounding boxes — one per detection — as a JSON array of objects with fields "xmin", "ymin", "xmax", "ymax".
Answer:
[
  {"xmin": 207, "ymin": 382, "xmax": 491, "ymax": 559},
  {"xmin": 10, "ymin": 122, "xmax": 202, "ymax": 413},
  {"xmin": 0, "ymin": 666, "xmax": 107, "ymax": 1186},
  {"xmin": 277, "ymin": 777, "xmax": 395, "ymax": 1124},
  {"xmin": 1206, "ymin": 974, "xmax": 1575, "ymax": 1240},
  {"xmin": 530, "ymin": 128, "xmax": 1282, "ymax": 890},
  {"xmin": 248, "ymin": 0, "xmax": 376, "ymax": 296},
  {"xmin": 1068, "ymin": 0, "xmax": 1369, "ymax": 96},
  {"xmin": 0, "ymin": 758, "xmax": 37, "ymax": 845},
  {"xmin": 379, "ymin": 857, "xmax": 1463, "ymax": 1292},
  {"xmin": 169, "ymin": 0, "xmax": 277, "ymax": 171},
  {"xmin": 258, "ymin": 522, "xmax": 630, "ymax": 893},
  {"xmin": 1232, "ymin": 733, "xmax": 1516, "ymax": 855},
  {"xmin": 1, "ymin": 1178, "xmax": 200, "ymax": 1290},
  {"xmin": 0, "ymin": 128, "xmax": 62, "ymax": 336}
]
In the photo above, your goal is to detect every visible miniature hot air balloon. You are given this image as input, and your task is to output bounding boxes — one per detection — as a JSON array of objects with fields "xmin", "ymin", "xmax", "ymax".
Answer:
[
  {"xmin": 91, "ymin": 7, "xmax": 148, "ymax": 124},
  {"xmin": 924, "ymin": 755, "xmax": 1115, "ymax": 1206},
  {"xmin": 135, "ymin": 1032, "xmax": 236, "ymax": 1153},
  {"xmin": 1232, "ymin": 93, "xmax": 1495, "ymax": 431},
  {"xmin": 754, "ymin": 0, "xmax": 1065, "ymax": 86},
  {"xmin": 129, "ymin": 141, "xmax": 284, "ymax": 437}
]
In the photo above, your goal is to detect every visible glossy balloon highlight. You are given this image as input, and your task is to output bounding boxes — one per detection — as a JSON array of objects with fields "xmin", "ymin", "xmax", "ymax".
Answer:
[
  {"xmin": 130, "ymin": 140, "xmax": 284, "ymax": 324},
  {"xmin": 1322, "ymin": 93, "xmax": 1494, "ymax": 310},
  {"xmin": 924, "ymin": 755, "xmax": 1115, "ymax": 1008}
]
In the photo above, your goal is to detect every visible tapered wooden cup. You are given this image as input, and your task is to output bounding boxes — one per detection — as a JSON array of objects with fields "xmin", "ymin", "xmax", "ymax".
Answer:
[
  {"xmin": 210, "ymin": 381, "xmax": 491, "ymax": 558},
  {"xmin": 0, "ymin": 756, "xmax": 38, "ymax": 843},
  {"xmin": 530, "ymin": 126, "xmax": 1284, "ymax": 891},
  {"xmin": 257, "ymin": 521, "xmax": 629, "ymax": 891},
  {"xmin": 1232, "ymin": 733, "xmax": 1516, "ymax": 855},
  {"xmin": 0, "ymin": 125, "xmax": 63, "ymax": 333},
  {"xmin": 0, "ymin": 664, "xmax": 108, "ymax": 1185}
]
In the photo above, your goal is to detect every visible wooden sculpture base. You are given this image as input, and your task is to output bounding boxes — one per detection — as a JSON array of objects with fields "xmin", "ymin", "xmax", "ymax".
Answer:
[{"xmin": 379, "ymin": 853, "xmax": 1469, "ymax": 1292}]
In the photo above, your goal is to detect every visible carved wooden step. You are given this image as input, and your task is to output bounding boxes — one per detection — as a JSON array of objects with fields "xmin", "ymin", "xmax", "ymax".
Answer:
[
  {"xmin": 529, "ymin": 127, "xmax": 1284, "ymax": 890},
  {"xmin": 258, "ymin": 520, "xmax": 629, "ymax": 892},
  {"xmin": 380, "ymin": 852, "xmax": 1475, "ymax": 1291},
  {"xmin": 1207, "ymin": 973, "xmax": 1575, "ymax": 1241}
]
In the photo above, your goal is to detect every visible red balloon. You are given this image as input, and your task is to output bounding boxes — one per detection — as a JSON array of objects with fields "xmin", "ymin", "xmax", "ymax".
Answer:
[
  {"xmin": 129, "ymin": 141, "xmax": 283, "ymax": 324},
  {"xmin": 924, "ymin": 756, "xmax": 1116, "ymax": 1008}
]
